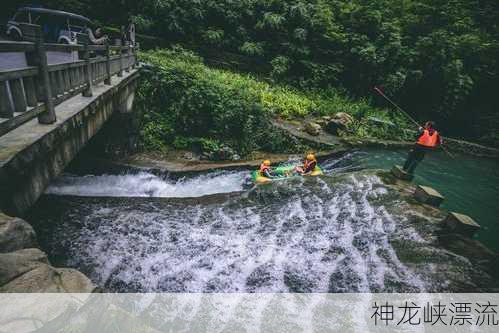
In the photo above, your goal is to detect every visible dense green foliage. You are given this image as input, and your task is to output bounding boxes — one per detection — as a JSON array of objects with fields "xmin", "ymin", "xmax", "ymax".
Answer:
[
  {"xmin": 4, "ymin": 0, "xmax": 498, "ymax": 143},
  {"xmin": 137, "ymin": 48, "xmax": 410, "ymax": 156}
]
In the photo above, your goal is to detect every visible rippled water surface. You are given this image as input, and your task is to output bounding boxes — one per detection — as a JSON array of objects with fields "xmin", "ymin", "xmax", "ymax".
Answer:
[{"xmin": 29, "ymin": 151, "xmax": 498, "ymax": 292}]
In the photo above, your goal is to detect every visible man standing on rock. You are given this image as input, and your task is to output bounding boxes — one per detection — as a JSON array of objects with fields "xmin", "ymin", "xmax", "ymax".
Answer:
[{"xmin": 403, "ymin": 121, "xmax": 442, "ymax": 174}]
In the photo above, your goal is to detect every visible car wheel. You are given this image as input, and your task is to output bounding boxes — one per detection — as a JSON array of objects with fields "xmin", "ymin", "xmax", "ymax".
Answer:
[{"xmin": 9, "ymin": 30, "xmax": 22, "ymax": 41}]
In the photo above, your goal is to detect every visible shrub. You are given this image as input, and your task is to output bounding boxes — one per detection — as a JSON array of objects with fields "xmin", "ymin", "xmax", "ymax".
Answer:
[
  {"xmin": 137, "ymin": 48, "xmax": 411, "ymax": 156},
  {"xmin": 239, "ymin": 42, "xmax": 265, "ymax": 56}
]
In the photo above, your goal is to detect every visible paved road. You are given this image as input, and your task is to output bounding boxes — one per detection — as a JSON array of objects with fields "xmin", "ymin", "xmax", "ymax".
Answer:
[
  {"xmin": 0, "ymin": 49, "xmax": 79, "ymax": 70},
  {"xmin": 0, "ymin": 52, "xmax": 27, "ymax": 70},
  {"xmin": 1, "ymin": 35, "xmax": 79, "ymax": 70}
]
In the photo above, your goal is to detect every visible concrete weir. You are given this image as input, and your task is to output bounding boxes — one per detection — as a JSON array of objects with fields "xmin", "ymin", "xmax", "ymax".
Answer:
[
  {"xmin": 0, "ymin": 69, "xmax": 140, "ymax": 216},
  {"xmin": 414, "ymin": 185, "xmax": 444, "ymax": 207},
  {"xmin": 444, "ymin": 212, "xmax": 481, "ymax": 237},
  {"xmin": 391, "ymin": 165, "xmax": 414, "ymax": 181}
]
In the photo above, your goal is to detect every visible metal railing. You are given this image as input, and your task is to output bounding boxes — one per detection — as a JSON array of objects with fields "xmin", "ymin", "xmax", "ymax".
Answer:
[{"xmin": 0, "ymin": 24, "xmax": 139, "ymax": 137}]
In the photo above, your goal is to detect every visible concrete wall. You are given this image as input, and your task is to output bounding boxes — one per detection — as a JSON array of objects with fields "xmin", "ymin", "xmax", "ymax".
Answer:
[{"xmin": 0, "ymin": 70, "xmax": 140, "ymax": 217}]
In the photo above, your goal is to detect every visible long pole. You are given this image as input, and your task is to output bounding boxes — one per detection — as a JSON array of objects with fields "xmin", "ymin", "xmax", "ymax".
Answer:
[{"xmin": 373, "ymin": 87, "xmax": 456, "ymax": 159}]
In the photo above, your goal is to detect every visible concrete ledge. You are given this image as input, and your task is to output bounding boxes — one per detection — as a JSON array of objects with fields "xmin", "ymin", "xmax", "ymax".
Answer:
[
  {"xmin": 414, "ymin": 185, "xmax": 444, "ymax": 207},
  {"xmin": 391, "ymin": 165, "xmax": 413, "ymax": 181},
  {"xmin": 444, "ymin": 212, "xmax": 481, "ymax": 237}
]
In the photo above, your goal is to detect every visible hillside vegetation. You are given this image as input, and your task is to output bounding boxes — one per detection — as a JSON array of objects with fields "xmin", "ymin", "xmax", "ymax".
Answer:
[
  {"xmin": 7, "ymin": 0, "xmax": 497, "ymax": 144},
  {"xmin": 137, "ymin": 48, "xmax": 411, "ymax": 157}
]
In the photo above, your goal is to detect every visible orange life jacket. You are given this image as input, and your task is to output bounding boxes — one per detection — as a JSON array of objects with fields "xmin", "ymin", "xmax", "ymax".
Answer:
[
  {"xmin": 417, "ymin": 129, "xmax": 439, "ymax": 147},
  {"xmin": 303, "ymin": 159, "xmax": 317, "ymax": 173},
  {"xmin": 259, "ymin": 164, "xmax": 270, "ymax": 174}
]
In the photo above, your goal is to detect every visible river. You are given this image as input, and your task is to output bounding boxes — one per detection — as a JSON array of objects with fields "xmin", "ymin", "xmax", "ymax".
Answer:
[
  {"xmin": 27, "ymin": 150, "xmax": 499, "ymax": 292},
  {"xmin": 336, "ymin": 149, "xmax": 499, "ymax": 252}
]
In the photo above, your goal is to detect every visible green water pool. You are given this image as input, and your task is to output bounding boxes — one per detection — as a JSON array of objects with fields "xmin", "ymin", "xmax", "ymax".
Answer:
[{"xmin": 349, "ymin": 149, "xmax": 499, "ymax": 252}]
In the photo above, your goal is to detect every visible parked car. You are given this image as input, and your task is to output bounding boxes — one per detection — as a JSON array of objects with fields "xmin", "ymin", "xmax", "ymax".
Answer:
[{"xmin": 6, "ymin": 7, "xmax": 91, "ymax": 44}]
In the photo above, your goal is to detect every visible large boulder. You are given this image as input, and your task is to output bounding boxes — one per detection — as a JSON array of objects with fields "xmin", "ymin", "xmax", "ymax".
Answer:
[
  {"xmin": 0, "ymin": 248, "xmax": 96, "ymax": 293},
  {"xmin": 1, "ymin": 265, "xmax": 95, "ymax": 293},
  {"xmin": 315, "ymin": 116, "xmax": 331, "ymax": 128},
  {"xmin": 0, "ymin": 212, "xmax": 37, "ymax": 252},
  {"xmin": 0, "ymin": 248, "xmax": 48, "ymax": 285},
  {"xmin": 304, "ymin": 121, "xmax": 322, "ymax": 136},
  {"xmin": 322, "ymin": 112, "xmax": 354, "ymax": 135},
  {"xmin": 324, "ymin": 112, "xmax": 354, "ymax": 135},
  {"xmin": 324, "ymin": 119, "xmax": 347, "ymax": 135},
  {"xmin": 52, "ymin": 268, "xmax": 96, "ymax": 293},
  {"xmin": 333, "ymin": 112, "xmax": 354, "ymax": 125}
]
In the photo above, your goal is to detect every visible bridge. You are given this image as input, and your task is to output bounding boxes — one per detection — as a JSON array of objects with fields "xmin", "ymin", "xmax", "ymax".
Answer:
[{"xmin": 0, "ymin": 24, "xmax": 140, "ymax": 216}]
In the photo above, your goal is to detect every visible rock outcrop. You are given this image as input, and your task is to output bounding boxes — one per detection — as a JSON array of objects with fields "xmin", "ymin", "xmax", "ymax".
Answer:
[
  {"xmin": 324, "ymin": 112, "xmax": 354, "ymax": 135},
  {"xmin": 1, "ymin": 265, "xmax": 95, "ymax": 293},
  {"xmin": 304, "ymin": 121, "xmax": 322, "ymax": 136},
  {"xmin": 0, "ymin": 212, "xmax": 37, "ymax": 252},
  {"xmin": 332, "ymin": 112, "xmax": 354, "ymax": 125},
  {"xmin": 324, "ymin": 119, "xmax": 347, "ymax": 135},
  {"xmin": 0, "ymin": 212, "xmax": 95, "ymax": 293},
  {"xmin": 0, "ymin": 248, "xmax": 49, "ymax": 286}
]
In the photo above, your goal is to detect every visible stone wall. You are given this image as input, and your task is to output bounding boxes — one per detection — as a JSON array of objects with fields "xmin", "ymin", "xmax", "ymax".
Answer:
[{"xmin": 77, "ymin": 108, "xmax": 142, "ymax": 160}]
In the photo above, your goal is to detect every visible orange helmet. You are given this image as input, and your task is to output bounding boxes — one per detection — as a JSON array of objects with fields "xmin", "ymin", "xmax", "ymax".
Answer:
[
  {"xmin": 263, "ymin": 160, "xmax": 271, "ymax": 166},
  {"xmin": 306, "ymin": 154, "xmax": 316, "ymax": 161}
]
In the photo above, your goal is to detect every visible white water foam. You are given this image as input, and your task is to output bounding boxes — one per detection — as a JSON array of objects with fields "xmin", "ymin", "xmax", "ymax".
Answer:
[
  {"xmin": 46, "ymin": 172, "xmax": 431, "ymax": 293},
  {"xmin": 45, "ymin": 171, "xmax": 247, "ymax": 198}
]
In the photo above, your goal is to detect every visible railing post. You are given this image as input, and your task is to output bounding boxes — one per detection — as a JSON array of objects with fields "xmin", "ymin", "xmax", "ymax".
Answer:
[
  {"xmin": 10, "ymin": 79, "xmax": 27, "ymax": 113},
  {"xmin": 29, "ymin": 26, "xmax": 56, "ymax": 124},
  {"xmin": 82, "ymin": 43, "xmax": 93, "ymax": 97},
  {"xmin": 0, "ymin": 82, "xmax": 13, "ymax": 118},
  {"xmin": 131, "ymin": 45, "xmax": 136, "ymax": 69},
  {"xmin": 105, "ymin": 42, "xmax": 111, "ymax": 85},
  {"xmin": 125, "ymin": 44, "xmax": 131, "ymax": 73},
  {"xmin": 134, "ymin": 42, "xmax": 140, "ymax": 68},
  {"xmin": 118, "ymin": 43, "xmax": 124, "ymax": 77},
  {"xmin": 24, "ymin": 77, "xmax": 38, "ymax": 107}
]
